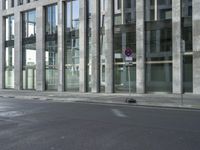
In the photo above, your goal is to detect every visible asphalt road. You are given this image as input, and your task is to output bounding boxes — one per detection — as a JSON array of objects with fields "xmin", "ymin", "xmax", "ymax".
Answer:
[{"xmin": 0, "ymin": 97, "xmax": 200, "ymax": 150}]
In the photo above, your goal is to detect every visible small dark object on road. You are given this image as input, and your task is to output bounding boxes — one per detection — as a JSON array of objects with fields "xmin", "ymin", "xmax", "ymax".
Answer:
[{"xmin": 125, "ymin": 98, "xmax": 137, "ymax": 103}]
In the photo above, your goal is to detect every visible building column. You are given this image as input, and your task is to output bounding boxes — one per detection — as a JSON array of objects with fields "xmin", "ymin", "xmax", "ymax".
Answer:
[
  {"xmin": 105, "ymin": 0, "xmax": 114, "ymax": 93},
  {"xmin": 172, "ymin": 0, "xmax": 182, "ymax": 94},
  {"xmin": 79, "ymin": 0, "xmax": 87, "ymax": 92},
  {"xmin": 0, "ymin": 16, "xmax": 5, "ymax": 89},
  {"xmin": 193, "ymin": 0, "xmax": 200, "ymax": 94},
  {"xmin": 91, "ymin": 0, "xmax": 100, "ymax": 93},
  {"xmin": 36, "ymin": 6, "xmax": 45, "ymax": 91},
  {"xmin": 57, "ymin": 1, "xmax": 65, "ymax": 92},
  {"xmin": 136, "ymin": 0, "xmax": 145, "ymax": 94},
  {"xmin": 14, "ymin": 0, "xmax": 18, "ymax": 7},
  {"xmin": 14, "ymin": 11, "xmax": 22, "ymax": 90}
]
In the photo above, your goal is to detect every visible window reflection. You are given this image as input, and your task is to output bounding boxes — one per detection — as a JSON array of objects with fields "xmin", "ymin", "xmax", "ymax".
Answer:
[
  {"xmin": 114, "ymin": 0, "xmax": 136, "ymax": 93},
  {"xmin": 181, "ymin": 0, "xmax": 192, "ymax": 52},
  {"xmin": 22, "ymin": 10, "xmax": 36, "ymax": 90},
  {"xmin": 182, "ymin": 0, "xmax": 193, "ymax": 92},
  {"xmin": 5, "ymin": 15, "xmax": 15, "ymax": 89},
  {"xmin": 45, "ymin": 4, "xmax": 58, "ymax": 90},
  {"xmin": 6, "ymin": 16, "xmax": 14, "ymax": 41},
  {"xmin": 65, "ymin": 0, "xmax": 80, "ymax": 91},
  {"xmin": 5, "ymin": 47, "xmax": 14, "ymax": 89},
  {"xmin": 22, "ymin": 10, "xmax": 36, "ymax": 38},
  {"xmin": 145, "ymin": 0, "xmax": 172, "ymax": 93},
  {"xmin": 46, "ymin": 5, "xmax": 58, "ymax": 36}
]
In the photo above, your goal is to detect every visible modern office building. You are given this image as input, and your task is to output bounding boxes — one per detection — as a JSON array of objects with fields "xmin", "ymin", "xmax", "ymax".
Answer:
[{"xmin": 0, "ymin": 0, "xmax": 199, "ymax": 94}]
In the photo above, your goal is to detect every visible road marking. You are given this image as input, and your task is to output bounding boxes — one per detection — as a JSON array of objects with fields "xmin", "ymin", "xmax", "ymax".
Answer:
[
  {"xmin": 0, "ymin": 111, "xmax": 24, "ymax": 118},
  {"xmin": 111, "ymin": 109, "xmax": 127, "ymax": 118}
]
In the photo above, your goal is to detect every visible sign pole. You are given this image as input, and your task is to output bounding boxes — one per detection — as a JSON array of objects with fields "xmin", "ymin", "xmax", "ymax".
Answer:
[
  {"xmin": 128, "ymin": 65, "xmax": 131, "ymax": 97},
  {"xmin": 124, "ymin": 48, "xmax": 136, "ymax": 103}
]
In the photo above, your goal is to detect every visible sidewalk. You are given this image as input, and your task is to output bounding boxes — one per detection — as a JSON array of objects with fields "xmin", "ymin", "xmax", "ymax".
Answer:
[{"xmin": 0, "ymin": 89, "xmax": 200, "ymax": 109}]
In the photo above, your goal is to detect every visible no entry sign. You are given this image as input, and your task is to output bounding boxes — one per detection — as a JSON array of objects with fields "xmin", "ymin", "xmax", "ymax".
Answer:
[
  {"xmin": 124, "ymin": 48, "xmax": 133, "ymax": 57},
  {"xmin": 124, "ymin": 48, "xmax": 134, "ymax": 63}
]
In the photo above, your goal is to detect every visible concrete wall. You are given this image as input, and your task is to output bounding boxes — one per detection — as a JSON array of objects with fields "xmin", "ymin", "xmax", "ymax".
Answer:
[
  {"xmin": 91, "ymin": 0, "xmax": 100, "ymax": 93},
  {"xmin": 104, "ymin": 0, "xmax": 114, "ymax": 93},
  {"xmin": 0, "ymin": 8, "xmax": 5, "ymax": 89},
  {"xmin": 136, "ymin": 0, "xmax": 145, "ymax": 94},
  {"xmin": 172, "ymin": 0, "xmax": 182, "ymax": 94},
  {"xmin": 79, "ymin": 0, "xmax": 87, "ymax": 92},
  {"xmin": 193, "ymin": 0, "xmax": 200, "ymax": 94},
  {"xmin": 36, "ymin": 6, "xmax": 45, "ymax": 91}
]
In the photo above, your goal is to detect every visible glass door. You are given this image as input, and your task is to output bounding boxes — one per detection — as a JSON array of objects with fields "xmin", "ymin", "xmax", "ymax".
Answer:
[{"xmin": 23, "ymin": 66, "xmax": 36, "ymax": 90}]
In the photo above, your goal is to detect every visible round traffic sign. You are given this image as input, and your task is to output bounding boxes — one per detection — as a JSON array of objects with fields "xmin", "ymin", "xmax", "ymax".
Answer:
[{"xmin": 124, "ymin": 48, "xmax": 133, "ymax": 57}]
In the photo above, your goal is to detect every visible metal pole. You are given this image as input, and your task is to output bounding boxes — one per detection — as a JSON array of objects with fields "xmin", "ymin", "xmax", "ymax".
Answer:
[
  {"xmin": 180, "ymin": 40, "xmax": 185, "ymax": 106},
  {"xmin": 128, "ymin": 65, "xmax": 131, "ymax": 97},
  {"xmin": 181, "ymin": 54, "xmax": 184, "ymax": 106},
  {"xmin": 181, "ymin": 93, "xmax": 183, "ymax": 105}
]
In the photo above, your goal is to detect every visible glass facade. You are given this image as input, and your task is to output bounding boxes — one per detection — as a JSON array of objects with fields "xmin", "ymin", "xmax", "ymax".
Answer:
[
  {"xmin": 22, "ymin": 10, "xmax": 36, "ymax": 90},
  {"xmin": 65, "ymin": 0, "xmax": 80, "ymax": 91},
  {"xmin": 182, "ymin": 0, "xmax": 193, "ymax": 93},
  {"xmin": 114, "ymin": 0, "xmax": 136, "ymax": 93},
  {"xmin": 182, "ymin": 0, "xmax": 192, "ymax": 52},
  {"xmin": 0, "ymin": 0, "xmax": 197, "ymax": 94},
  {"xmin": 183, "ymin": 55, "xmax": 193, "ymax": 93},
  {"xmin": 5, "ymin": 15, "xmax": 15, "ymax": 89},
  {"xmin": 145, "ymin": 0, "xmax": 172, "ymax": 93},
  {"xmin": 45, "ymin": 4, "xmax": 58, "ymax": 90},
  {"xmin": 5, "ymin": 46, "xmax": 14, "ymax": 88},
  {"xmin": 5, "ymin": 15, "xmax": 14, "ymax": 41}
]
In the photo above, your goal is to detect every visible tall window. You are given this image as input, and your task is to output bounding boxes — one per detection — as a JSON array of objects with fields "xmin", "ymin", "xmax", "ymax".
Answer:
[
  {"xmin": 22, "ymin": 10, "xmax": 36, "ymax": 90},
  {"xmin": 45, "ymin": 4, "xmax": 58, "ymax": 90},
  {"xmin": 145, "ymin": 0, "xmax": 172, "ymax": 93},
  {"xmin": 5, "ymin": 15, "xmax": 15, "ymax": 89},
  {"xmin": 18, "ymin": 0, "xmax": 23, "ymax": 5},
  {"xmin": 182, "ymin": 0, "xmax": 193, "ymax": 92},
  {"xmin": 114, "ymin": 0, "xmax": 136, "ymax": 93},
  {"xmin": 65, "ymin": 0, "xmax": 80, "ymax": 91},
  {"xmin": 4, "ymin": 0, "xmax": 9, "ymax": 9}
]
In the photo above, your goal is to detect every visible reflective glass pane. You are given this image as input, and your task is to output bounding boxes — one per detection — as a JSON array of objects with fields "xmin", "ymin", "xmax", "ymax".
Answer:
[
  {"xmin": 115, "ymin": 65, "xmax": 136, "ymax": 93},
  {"xmin": 46, "ymin": 67, "xmax": 58, "ymax": 90},
  {"xmin": 146, "ymin": 63, "xmax": 172, "ymax": 92},
  {"xmin": 5, "ymin": 47, "xmax": 14, "ymax": 89},
  {"xmin": 183, "ymin": 55, "xmax": 193, "ymax": 92},
  {"xmin": 45, "ymin": 41, "xmax": 58, "ymax": 90},
  {"xmin": 145, "ymin": 0, "xmax": 172, "ymax": 21},
  {"xmin": 46, "ymin": 4, "xmax": 58, "ymax": 35},
  {"xmin": 5, "ymin": 15, "xmax": 14, "ymax": 41},
  {"xmin": 65, "ymin": 0, "xmax": 80, "ymax": 92},
  {"xmin": 22, "ymin": 43, "xmax": 36, "ymax": 90},
  {"xmin": 45, "ymin": 4, "xmax": 58, "ymax": 90},
  {"xmin": 181, "ymin": 0, "xmax": 192, "ymax": 52},
  {"xmin": 22, "ymin": 10, "xmax": 36, "ymax": 38},
  {"xmin": 114, "ymin": 0, "xmax": 136, "ymax": 93}
]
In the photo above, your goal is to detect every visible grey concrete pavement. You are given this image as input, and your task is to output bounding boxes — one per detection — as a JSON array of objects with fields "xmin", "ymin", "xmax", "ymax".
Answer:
[{"xmin": 0, "ymin": 90, "xmax": 200, "ymax": 109}]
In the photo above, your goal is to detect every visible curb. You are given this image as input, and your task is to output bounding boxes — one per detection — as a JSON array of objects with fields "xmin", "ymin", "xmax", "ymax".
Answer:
[{"xmin": 1, "ymin": 94, "xmax": 200, "ymax": 111}]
